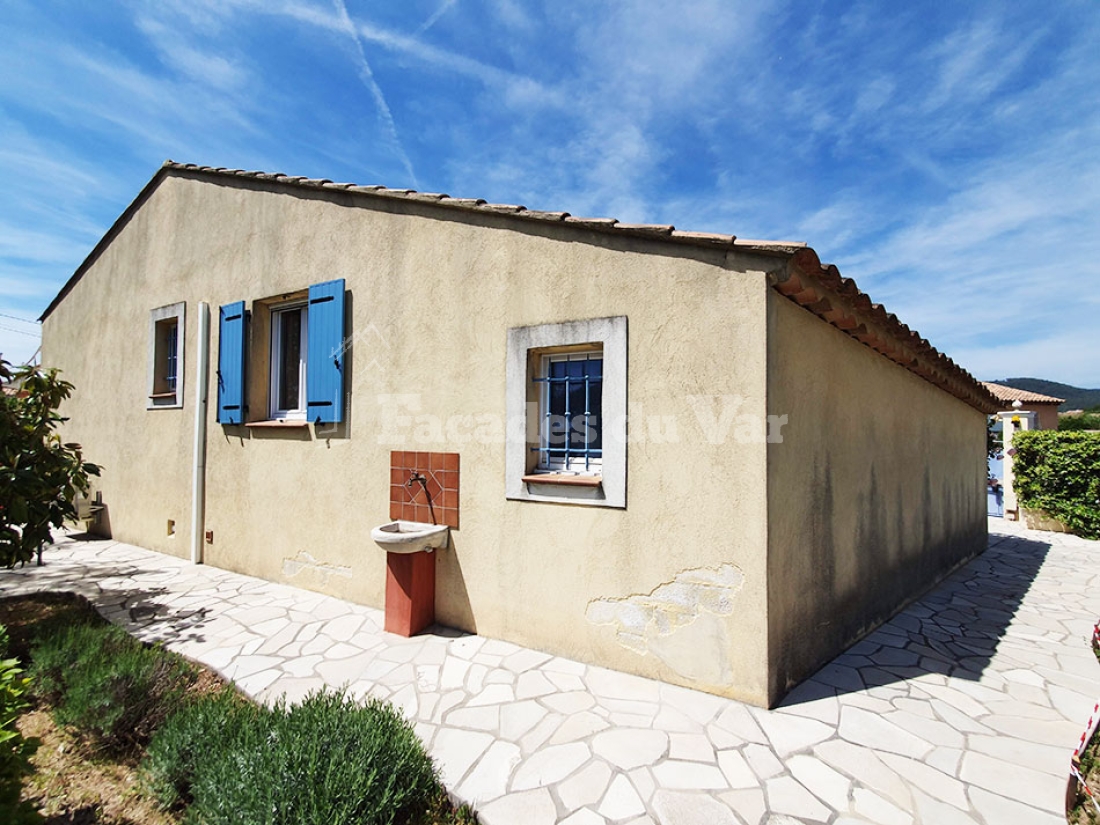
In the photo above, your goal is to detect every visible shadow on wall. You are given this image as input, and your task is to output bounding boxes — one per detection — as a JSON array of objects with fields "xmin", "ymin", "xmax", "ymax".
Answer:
[
  {"xmin": 781, "ymin": 530, "xmax": 1052, "ymax": 706},
  {"xmin": 436, "ymin": 533, "xmax": 476, "ymax": 634}
]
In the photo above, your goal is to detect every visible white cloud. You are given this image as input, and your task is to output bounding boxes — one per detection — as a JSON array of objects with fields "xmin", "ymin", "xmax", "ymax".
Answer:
[
  {"xmin": 415, "ymin": 0, "xmax": 460, "ymax": 36},
  {"xmin": 135, "ymin": 15, "xmax": 249, "ymax": 91},
  {"xmin": 953, "ymin": 329, "xmax": 1100, "ymax": 388},
  {"xmin": 331, "ymin": 0, "xmax": 417, "ymax": 186}
]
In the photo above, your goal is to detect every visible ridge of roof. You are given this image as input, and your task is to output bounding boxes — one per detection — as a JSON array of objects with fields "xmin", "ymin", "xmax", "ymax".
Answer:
[
  {"xmin": 40, "ymin": 160, "xmax": 998, "ymax": 414},
  {"xmin": 162, "ymin": 161, "xmax": 814, "ymax": 252},
  {"xmin": 981, "ymin": 382, "xmax": 1065, "ymax": 405}
]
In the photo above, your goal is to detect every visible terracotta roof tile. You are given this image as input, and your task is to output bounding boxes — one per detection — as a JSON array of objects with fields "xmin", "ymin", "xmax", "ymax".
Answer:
[
  {"xmin": 37, "ymin": 159, "xmax": 999, "ymax": 415},
  {"xmin": 981, "ymin": 382, "xmax": 1065, "ymax": 405}
]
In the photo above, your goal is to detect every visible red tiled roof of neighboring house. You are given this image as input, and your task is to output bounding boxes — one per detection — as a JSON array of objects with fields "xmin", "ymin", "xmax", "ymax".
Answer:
[
  {"xmin": 39, "ymin": 161, "xmax": 1001, "ymax": 415},
  {"xmin": 981, "ymin": 382, "xmax": 1065, "ymax": 405}
]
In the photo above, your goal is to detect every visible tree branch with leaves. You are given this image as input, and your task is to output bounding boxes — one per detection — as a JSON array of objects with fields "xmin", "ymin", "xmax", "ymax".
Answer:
[{"xmin": 0, "ymin": 358, "xmax": 101, "ymax": 568}]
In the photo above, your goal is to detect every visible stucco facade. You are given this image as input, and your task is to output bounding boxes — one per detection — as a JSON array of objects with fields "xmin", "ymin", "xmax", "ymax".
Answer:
[{"xmin": 40, "ymin": 163, "xmax": 998, "ymax": 706}]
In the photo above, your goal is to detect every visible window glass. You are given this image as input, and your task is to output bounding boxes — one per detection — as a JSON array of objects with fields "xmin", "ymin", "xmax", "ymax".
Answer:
[
  {"xmin": 164, "ymin": 321, "xmax": 178, "ymax": 392},
  {"xmin": 271, "ymin": 303, "xmax": 307, "ymax": 419},
  {"xmin": 540, "ymin": 352, "xmax": 602, "ymax": 471},
  {"xmin": 278, "ymin": 308, "xmax": 302, "ymax": 411}
]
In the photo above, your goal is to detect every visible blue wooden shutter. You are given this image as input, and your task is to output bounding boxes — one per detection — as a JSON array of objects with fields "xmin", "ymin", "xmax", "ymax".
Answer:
[
  {"xmin": 307, "ymin": 279, "xmax": 346, "ymax": 424},
  {"xmin": 217, "ymin": 301, "xmax": 246, "ymax": 424}
]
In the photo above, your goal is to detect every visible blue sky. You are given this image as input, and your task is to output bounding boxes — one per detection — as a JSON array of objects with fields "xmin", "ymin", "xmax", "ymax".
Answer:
[{"xmin": 2, "ymin": 0, "xmax": 1098, "ymax": 386}]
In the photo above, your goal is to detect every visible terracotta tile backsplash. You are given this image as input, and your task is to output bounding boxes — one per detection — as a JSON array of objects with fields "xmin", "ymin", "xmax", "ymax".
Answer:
[{"xmin": 390, "ymin": 451, "xmax": 460, "ymax": 529}]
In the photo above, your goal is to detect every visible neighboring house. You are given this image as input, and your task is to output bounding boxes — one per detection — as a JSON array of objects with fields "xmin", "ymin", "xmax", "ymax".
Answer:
[
  {"xmin": 982, "ymin": 382, "xmax": 1064, "ymax": 430},
  {"xmin": 40, "ymin": 162, "xmax": 998, "ymax": 707}
]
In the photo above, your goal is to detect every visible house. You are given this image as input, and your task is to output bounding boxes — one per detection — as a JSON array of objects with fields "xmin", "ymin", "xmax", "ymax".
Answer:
[
  {"xmin": 40, "ymin": 162, "xmax": 999, "ymax": 707},
  {"xmin": 982, "ymin": 382, "xmax": 1064, "ymax": 431}
]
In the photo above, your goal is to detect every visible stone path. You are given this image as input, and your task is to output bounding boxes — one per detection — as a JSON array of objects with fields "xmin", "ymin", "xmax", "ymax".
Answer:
[{"xmin": 2, "ymin": 519, "xmax": 1097, "ymax": 824}]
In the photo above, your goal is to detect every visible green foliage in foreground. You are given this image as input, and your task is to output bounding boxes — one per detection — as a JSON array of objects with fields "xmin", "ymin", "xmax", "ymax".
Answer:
[
  {"xmin": 1013, "ymin": 430, "xmax": 1100, "ymax": 539},
  {"xmin": 143, "ymin": 690, "xmax": 449, "ymax": 825},
  {"xmin": 0, "ymin": 625, "xmax": 35, "ymax": 816},
  {"xmin": 0, "ymin": 357, "xmax": 101, "ymax": 568},
  {"xmin": 29, "ymin": 621, "xmax": 197, "ymax": 754}
]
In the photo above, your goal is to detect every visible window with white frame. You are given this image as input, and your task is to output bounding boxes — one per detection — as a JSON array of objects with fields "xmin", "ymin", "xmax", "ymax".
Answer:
[
  {"xmin": 269, "ymin": 302, "xmax": 308, "ymax": 420},
  {"xmin": 147, "ymin": 302, "xmax": 185, "ymax": 409},
  {"xmin": 506, "ymin": 316, "xmax": 626, "ymax": 508}
]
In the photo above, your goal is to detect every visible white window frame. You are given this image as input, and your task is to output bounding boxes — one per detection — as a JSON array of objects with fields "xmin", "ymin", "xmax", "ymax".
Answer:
[
  {"xmin": 506, "ymin": 316, "xmax": 626, "ymax": 508},
  {"xmin": 537, "ymin": 350, "xmax": 604, "ymax": 475},
  {"xmin": 147, "ymin": 302, "xmax": 185, "ymax": 410},
  {"xmin": 269, "ymin": 302, "xmax": 308, "ymax": 421}
]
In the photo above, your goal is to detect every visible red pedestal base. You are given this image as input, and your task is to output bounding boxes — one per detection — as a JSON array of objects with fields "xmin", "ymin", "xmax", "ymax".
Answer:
[{"xmin": 384, "ymin": 551, "xmax": 436, "ymax": 636}]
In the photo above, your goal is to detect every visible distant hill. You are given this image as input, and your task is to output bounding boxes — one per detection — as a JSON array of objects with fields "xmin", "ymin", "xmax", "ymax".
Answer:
[{"xmin": 988, "ymin": 378, "xmax": 1100, "ymax": 412}]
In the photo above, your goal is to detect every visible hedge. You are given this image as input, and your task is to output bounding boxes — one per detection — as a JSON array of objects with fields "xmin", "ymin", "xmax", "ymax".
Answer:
[{"xmin": 1012, "ymin": 430, "xmax": 1100, "ymax": 539}]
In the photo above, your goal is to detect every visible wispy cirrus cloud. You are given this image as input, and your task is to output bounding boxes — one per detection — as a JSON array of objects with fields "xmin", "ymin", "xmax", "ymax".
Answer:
[
  {"xmin": 0, "ymin": 0, "xmax": 1096, "ymax": 384},
  {"xmin": 331, "ymin": 0, "xmax": 417, "ymax": 186},
  {"xmin": 414, "ymin": 0, "xmax": 459, "ymax": 36}
]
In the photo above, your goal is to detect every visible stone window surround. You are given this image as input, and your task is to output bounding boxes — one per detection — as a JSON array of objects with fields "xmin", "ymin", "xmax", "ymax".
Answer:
[
  {"xmin": 147, "ymin": 301, "xmax": 185, "ymax": 409},
  {"xmin": 506, "ymin": 316, "xmax": 627, "ymax": 509}
]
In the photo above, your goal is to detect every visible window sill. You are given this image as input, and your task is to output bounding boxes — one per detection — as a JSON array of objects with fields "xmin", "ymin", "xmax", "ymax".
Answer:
[
  {"xmin": 245, "ymin": 420, "xmax": 309, "ymax": 429},
  {"xmin": 148, "ymin": 392, "xmax": 178, "ymax": 399},
  {"xmin": 522, "ymin": 473, "xmax": 603, "ymax": 488}
]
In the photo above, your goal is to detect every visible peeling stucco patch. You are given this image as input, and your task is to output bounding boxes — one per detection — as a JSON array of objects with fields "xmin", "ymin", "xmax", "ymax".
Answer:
[
  {"xmin": 282, "ymin": 551, "xmax": 353, "ymax": 586},
  {"xmin": 585, "ymin": 564, "xmax": 744, "ymax": 657}
]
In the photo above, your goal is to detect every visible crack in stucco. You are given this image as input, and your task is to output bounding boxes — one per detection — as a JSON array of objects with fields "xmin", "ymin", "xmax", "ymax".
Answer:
[
  {"xmin": 585, "ymin": 564, "xmax": 745, "ymax": 656},
  {"xmin": 282, "ymin": 551, "xmax": 353, "ymax": 585}
]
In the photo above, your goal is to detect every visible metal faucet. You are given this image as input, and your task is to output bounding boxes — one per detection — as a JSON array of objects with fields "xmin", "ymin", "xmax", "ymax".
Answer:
[{"xmin": 405, "ymin": 472, "xmax": 438, "ymax": 525}]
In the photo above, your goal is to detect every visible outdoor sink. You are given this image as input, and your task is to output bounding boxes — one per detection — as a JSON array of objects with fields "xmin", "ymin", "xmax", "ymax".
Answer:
[{"xmin": 371, "ymin": 521, "xmax": 449, "ymax": 554}]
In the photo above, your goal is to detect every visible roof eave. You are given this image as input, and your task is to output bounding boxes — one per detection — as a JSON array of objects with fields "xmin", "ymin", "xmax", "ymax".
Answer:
[{"xmin": 771, "ymin": 248, "xmax": 1001, "ymax": 415}]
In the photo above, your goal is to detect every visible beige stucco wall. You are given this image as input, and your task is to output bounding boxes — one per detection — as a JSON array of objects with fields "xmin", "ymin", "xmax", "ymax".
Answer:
[
  {"xmin": 1035, "ymin": 402, "xmax": 1060, "ymax": 431},
  {"xmin": 765, "ymin": 293, "xmax": 987, "ymax": 706},
  {"xmin": 42, "ymin": 172, "xmax": 778, "ymax": 704}
]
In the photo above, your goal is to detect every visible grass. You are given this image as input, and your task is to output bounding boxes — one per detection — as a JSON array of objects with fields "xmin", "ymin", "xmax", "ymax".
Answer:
[{"xmin": 0, "ymin": 592, "xmax": 478, "ymax": 825}]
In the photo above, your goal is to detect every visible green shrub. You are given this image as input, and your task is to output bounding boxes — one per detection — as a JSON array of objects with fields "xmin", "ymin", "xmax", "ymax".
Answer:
[
  {"xmin": 29, "ymin": 622, "xmax": 197, "ymax": 753},
  {"xmin": 0, "ymin": 625, "xmax": 35, "ymax": 814},
  {"xmin": 1060, "ymin": 412, "xmax": 1100, "ymax": 431},
  {"xmin": 144, "ymin": 690, "xmax": 446, "ymax": 825},
  {"xmin": 142, "ymin": 688, "xmax": 258, "ymax": 810},
  {"xmin": 1013, "ymin": 430, "xmax": 1100, "ymax": 539}
]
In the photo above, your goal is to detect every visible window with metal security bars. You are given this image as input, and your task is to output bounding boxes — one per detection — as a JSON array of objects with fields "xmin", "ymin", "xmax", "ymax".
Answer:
[
  {"xmin": 164, "ymin": 321, "xmax": 178, "ymax": 392},
  {"xmin": 506, "ymin": 315, "xmax": 626, "ymax": 508},
  {"xmin": 148, "ymin": 302, "xmax": 185, "ymax": 409},
  {"xmin": 534, "ymin": 351, "xmax": 603, "ymax": 473}
]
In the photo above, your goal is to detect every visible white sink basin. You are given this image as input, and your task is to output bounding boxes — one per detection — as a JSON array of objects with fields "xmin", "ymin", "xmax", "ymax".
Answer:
[{"xmin": 371, "ymin": 521, "xmax": 449, "ymax": 554}]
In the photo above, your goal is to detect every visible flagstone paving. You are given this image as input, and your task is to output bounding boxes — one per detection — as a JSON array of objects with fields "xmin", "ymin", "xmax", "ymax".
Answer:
[{"xmin": 2, "ymin": 519, "xmax": 1096, "ymax": 824}]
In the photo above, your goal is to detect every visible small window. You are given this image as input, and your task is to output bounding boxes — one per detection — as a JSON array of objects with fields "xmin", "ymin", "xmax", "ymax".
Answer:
[
  {"xmin": 148, "ymin": 302, "xmax": 185, "ymax": 409},
  {"xmin": 270, "ymin": 303, "xmax": 308, "ymax": 420},
  {"xmin": 506, "ymin": 316, "xmax": 626, "ymax": 508},
  {"xmin": 535, "ymin": 350, "xmax": 603, "ymax": 474}
]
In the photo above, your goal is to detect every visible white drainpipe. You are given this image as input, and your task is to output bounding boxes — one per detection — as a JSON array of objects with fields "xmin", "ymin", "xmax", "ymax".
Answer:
[{"xmin": 191, "ymin": 302, "xmax": 210, "ymax": 564}]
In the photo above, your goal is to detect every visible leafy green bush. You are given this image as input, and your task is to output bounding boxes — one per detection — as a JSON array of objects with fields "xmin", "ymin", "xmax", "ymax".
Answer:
[
  {"xmin": 1013, "ymin": 430, "xmax": 1100, "ymax": 539},
  {"xmin": 0, "ymin": 624, "xmax": 35, "ymax": 815},
  {"xmin": 1060, "ymin": 412, "xmax": 1100, "ymax": 431},
  {"xmin": 144, "ymin": 690, "xmax": 447, "ymax": 825},
  {"xmin": 29, "ymin": 621, "xmax": 197, "ymax": 753},
  {"xmin": 0, "ymin": 358, "xmax": 101, "ymax": 568}
]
